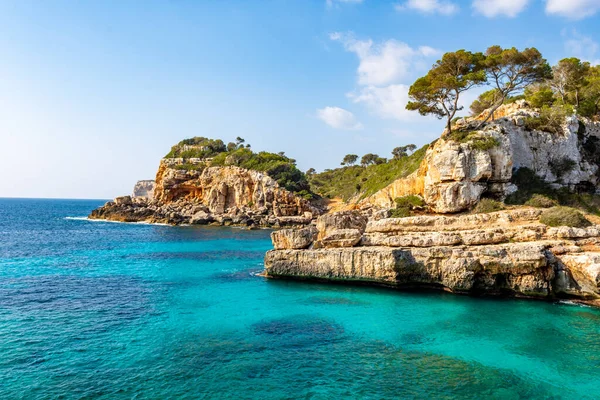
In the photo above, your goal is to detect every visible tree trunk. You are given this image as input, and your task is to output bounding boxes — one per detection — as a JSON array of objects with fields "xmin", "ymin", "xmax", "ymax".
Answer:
[{"xmin": 475, "ymin": 96, "xmax": 505, "ymax": 129}]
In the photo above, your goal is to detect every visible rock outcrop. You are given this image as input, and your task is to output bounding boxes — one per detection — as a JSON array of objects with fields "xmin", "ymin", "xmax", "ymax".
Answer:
[
  {"xmin": 90, "ymin": 160, "xmax": 319, "ymax": 227},
  {"xmin": 132, "ymin": 180, "xmax": 156, "ymax": 199},
  {"xmin": 361, "ymin": 101, "xmax": 600, "ymax": 213},
  {"xmin": 265, "ymin": 209, "xmax": 600, "ymax": 303}
]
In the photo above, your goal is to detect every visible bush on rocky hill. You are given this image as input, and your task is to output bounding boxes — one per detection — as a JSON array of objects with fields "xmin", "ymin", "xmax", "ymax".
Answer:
[
  {"xmin": 524, "ymin": 194, "xmax": 558, "ymax": 208},
  {"xmin": 308, "ymin": 144, "xmax": 429, "ymax": 201},
  {"xmin": 473, "ymin": 198, "xmax": 505, "ymax": 213},
  {"xmin": 540, "ymin": 207, "xmax": 592, "ymax": 228}
]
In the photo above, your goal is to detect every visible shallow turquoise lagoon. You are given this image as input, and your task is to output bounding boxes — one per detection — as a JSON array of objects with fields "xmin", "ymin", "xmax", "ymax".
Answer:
[{"xmin": 1, "ymin": 198, "xmax": 600, "ymax": 399}]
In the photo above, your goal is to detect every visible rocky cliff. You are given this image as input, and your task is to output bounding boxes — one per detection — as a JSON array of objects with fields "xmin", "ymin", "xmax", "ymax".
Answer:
[
  {"xmin": 361, "ymin": 101, "xmax": 600, "ymax": 213},
  {"xmin": 90, "ymin": 159, "xmax": 319, "ymax": 227},
  {"xmin": 265, "ymin": 210, "xmax": 600, "ymax": 305},
  {"xmin": 132, "ymin": 180, "xmax": 155, "ymax": 199}
]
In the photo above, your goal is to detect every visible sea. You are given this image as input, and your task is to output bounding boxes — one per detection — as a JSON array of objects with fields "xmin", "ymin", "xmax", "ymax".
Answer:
[{"xmin": 1, "ymin": 198, "xmax": 600, "ymax": 399}]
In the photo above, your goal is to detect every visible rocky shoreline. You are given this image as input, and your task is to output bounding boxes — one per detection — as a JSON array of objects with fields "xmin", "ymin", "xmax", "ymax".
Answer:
[
  {"xmin": 264, "ymin": 209, "xmax": 600, "ymax": 305},
  {"xmin": 89, "ymin": 103, "xmax": 600, "ymax": 306},
  {"xmin": 89, "ymin": 164, "xmax": 320, "ymax": 228}
]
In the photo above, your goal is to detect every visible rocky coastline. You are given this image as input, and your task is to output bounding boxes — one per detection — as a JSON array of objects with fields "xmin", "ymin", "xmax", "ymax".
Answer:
[
  {"xmin": 90, "ymin": 103, "xmax": 600, "ymax": 305},
  {"xmin": 262, "ymin": 102, "xmax": 600, "ymax": 306},
  {"xmin": 90, "ymin": 162, "xmax": 320, "ymax": 227},
  {"xmin": 264, "ymin": 209, "xmax": 600, "ymax": 306}
]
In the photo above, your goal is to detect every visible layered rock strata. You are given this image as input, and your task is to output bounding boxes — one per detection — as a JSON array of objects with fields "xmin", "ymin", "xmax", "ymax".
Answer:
[
  {"xmin": 90, "ymin": 161, "xmax": 318, "ymax": 227},
  {"xmin": 265, "ymin": 210, "xmax": 600, "ymax": 304}
]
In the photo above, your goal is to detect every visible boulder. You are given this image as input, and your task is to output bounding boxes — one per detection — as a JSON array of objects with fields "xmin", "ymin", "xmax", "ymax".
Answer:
[
  {"xmin": 190, "ymin": 210, "xmax": 213, "ymax": 225},
  {"xmin": 318, "ymin": 228, "xmax": 363, "ymax": 248},
  {"xmin": 132, "ymin": 180, "xmax": 156, "ymax": 199},
  {"xmin": 271, "ymin": 226, "xmax": 318, "ymax": 250},
  {"xmin": 114, "ymin": 196, "xmax": 133, "ymax": 206},
  {"xmin": 315, "ymin": 211, "xmax": 368, "ymax": 241}
]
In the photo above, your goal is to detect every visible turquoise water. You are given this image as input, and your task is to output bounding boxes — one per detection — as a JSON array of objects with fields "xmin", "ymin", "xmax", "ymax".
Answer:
[{"xmin": 1, "ymin": 199, "xmax": 600, "ymax": 399}]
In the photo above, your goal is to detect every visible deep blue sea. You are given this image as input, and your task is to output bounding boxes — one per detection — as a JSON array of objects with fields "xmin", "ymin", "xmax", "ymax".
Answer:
[{"xmin": 1, "ymin": 198, "xmax": 600, "ymax": 399}]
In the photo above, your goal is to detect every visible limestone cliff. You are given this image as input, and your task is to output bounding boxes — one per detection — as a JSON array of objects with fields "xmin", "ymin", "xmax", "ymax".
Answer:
[
  {"xmin": 132, "ymin": 180, "xmax": 155, "ymax": 199},
  {"xmin": 90, "ymin": 158, "xmax": 319, "ymax": 226},
  {"xmin": 265, "ymin": 210, "xmax": 600, "ymax": 304},
  {"xmin": 361, "ymin": 101, "xmax": 600, "ymax": 213}
]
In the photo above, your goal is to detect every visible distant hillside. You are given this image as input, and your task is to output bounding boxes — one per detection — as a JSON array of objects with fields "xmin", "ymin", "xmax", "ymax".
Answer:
[{"xmin": 308, "ymin": 144, "xmax": 429, "ymax": 201}]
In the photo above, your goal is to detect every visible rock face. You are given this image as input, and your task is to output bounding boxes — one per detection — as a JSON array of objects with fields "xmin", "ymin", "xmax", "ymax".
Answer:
[
  {"xmin": 265, "ymin": 210, "xmax": 600, "ymax": 303},
  {"xmin": 271, "ymin": 226, "xmax": 318, "ymax": 250},
  {"xmin": 362, "ymin": 101, "xmax": 600, "ymax": 213},
  {"xmin": 132, "ymin": 180, "xmax": 155, "ymax": 199},
  {"xmin": 90, "ymin": 160, "xmax": 319, "ymax": 226}
]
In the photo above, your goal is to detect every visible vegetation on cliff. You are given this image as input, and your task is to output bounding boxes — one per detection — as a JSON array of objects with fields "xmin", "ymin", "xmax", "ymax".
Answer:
[
  {"xmin": 407, "ymin": 46, "xmax": 600, "ymax": 134},
  {"xmin": 164, "ymin": 137, "xmax": 311, "ymax": 194},
  {"xmin": 308, "ymin": 144, "xmax": 428, "ymax": 201},
  {"xmin": 390, "ymin": 195, "xmax": 426, "ymax": 218},
  {"xmin": 507, "ymin": 168, "xmax": 600, "ymax": 216},
  {"xmin": 406, "ymin": 46, "xmax": 551, "ymax": 132},
  {"xmin": 539, "ymin": 207, "xmax": 592, "ymax": 228}
]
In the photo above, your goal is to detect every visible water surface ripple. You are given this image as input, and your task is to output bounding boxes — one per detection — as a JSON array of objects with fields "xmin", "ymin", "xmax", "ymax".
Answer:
[{"xmin": 1, "ymin": 198, "xmax": 599, "ymax": 399}]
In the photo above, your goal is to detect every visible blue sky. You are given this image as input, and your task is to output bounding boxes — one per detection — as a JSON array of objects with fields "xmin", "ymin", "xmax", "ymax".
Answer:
[{"xmin": 0, "ymin": 0, "xmax": 599, "ymax": 199}]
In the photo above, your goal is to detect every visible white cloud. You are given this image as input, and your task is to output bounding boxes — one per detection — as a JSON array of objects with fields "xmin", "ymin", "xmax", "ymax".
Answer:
[
  {"xmin": 326, "ymin": 0, "xmax": 363, "ymax": 7},
  {"xmin": 348, "ymin": 85, "xmax": 417, "ymax": 121},
  {"xmin": 316, "ymin": 106, "xmax": 363, "ymax": 130},
  {"xmin": 564, "ymin": 30, "xmax": 600, "ymax": 65},
  {"xmin": 395, "ymin": 0, "xmax": 459, "ymax": 15},
  {"xmin": 330, "ymin": 32, "xmax": 439, "ymax": 86},
  {"xmin": 546, "ymin": 0, "xmax": 600, "ymax": 19},
  {"xmin": 472, "ymin": 0, "xmax": 530, "ymax": 18}
]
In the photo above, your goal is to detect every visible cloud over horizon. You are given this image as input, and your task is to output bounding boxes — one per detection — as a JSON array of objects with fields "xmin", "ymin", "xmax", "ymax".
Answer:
[
  {"xmin": 563, "ymin": 29, "xmax": 600, "ymax": 65},
  {"xmin": 330, "ymin": 32, "xmax": 439, "ymax": 121},
  {"xmin": 546, "ymin": 0, "xmax": 600, "ymax": 20},
  {"xmin": 395, "ymin": 0, "xmax": 459, "ymax": 15},
  {"xmin": 472, "ymin": 0, "xmax": 530, "ymax": 18},
  {"xmin": 326, "ymin": 0, "xmax": 364, "ymax": 8},
  {"xmin": 316, "ymin": 106, "xmax": 364, "ymax": 130}
]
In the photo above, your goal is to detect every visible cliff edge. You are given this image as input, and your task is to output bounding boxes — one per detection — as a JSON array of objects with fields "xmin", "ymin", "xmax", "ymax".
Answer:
[
  {"xmin": 360, "ymin": 101, "xmax": 600, "ymax": 213},
  {"xmin": 265, "ymin": 209, "xmax": 600, "ymax": 305},
  {"xmin": 90, "ymin": 138, "xmax": 321, "ymax": 227}
]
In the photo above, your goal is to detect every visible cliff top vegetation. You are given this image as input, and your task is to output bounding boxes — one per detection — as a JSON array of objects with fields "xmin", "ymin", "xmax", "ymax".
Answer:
[
  {"xmin": 308, "ymin": 144, "xmax": 428, "ymax": 201},
  {"xmin": 406, "ymin": 46, "xmax": 600, "ymax": 134},
  {"xmin": 164, "ymin": 137, "xmax": 310, "ymax": 194}
]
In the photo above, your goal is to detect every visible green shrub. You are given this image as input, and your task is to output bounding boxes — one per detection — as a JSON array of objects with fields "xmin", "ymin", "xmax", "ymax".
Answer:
[
  {"xmin": 524, "ymin": 104, "xmax": 573, "ymax": 135},
  {"xmin": 395, "ymin": 195, "xmax": 426, "ymax": 209},
  {"xmin": 388, "ymin": 195, "xmax": 426, "ymax": 218},
  {"xmin": 506, "ymin": 168, "xmax": 555, "ymax": 205},
  {"xmin": 507, "ymin": 167, "xmax": 600, "ymax": 215},
  {"xmin": 165, "ymin": 137, "xmax": 227, "ymax": 158},
  {"xmin": 165, "ymin": 137, "xmax": 312, "ymax": 195},
  {"xmin": 549, "ymin": 157, "xmax": 576, "ymax": 180},
  {"xmin": 525, "ymin": 194, "xmax": 558, "ymax": 208},
  {"xmin": 539, "ymin": 207, "xmax": 592, "ymax": 228},
  {"xmin": 447, "ymin": 130, "xmax": 500, "ymax": 151},
  {"xmin": 473, "ymin": 198, "xmax": 505, "ymax": 213},
  {"xmin": 470, "ymin": 90, "xmax": 499, "ymax": 115},
  {"xmin": 390, "ymin": 207, "xmax": 411, "ymax": 218},
  {"xmin": 308, "ymin": 144, "xmax": 429, "ymax": 201},
  {"xmin": 524, "ymin": 84, "xmax": 555, "ymax": 108}
]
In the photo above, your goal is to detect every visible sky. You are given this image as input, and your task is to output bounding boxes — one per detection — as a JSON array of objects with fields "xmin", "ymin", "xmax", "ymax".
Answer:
[{"xmin": 0, "ymin": 0, "xmax": 599, "ymax": 199}]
